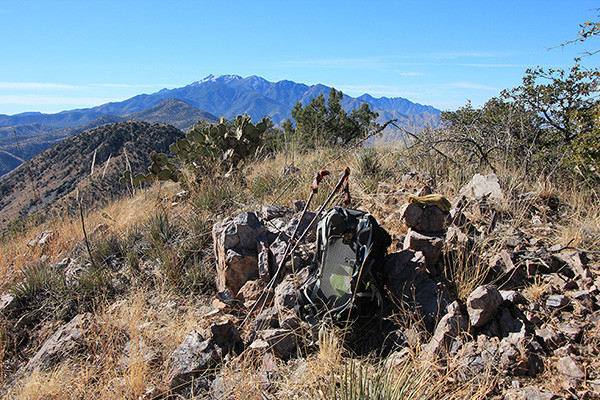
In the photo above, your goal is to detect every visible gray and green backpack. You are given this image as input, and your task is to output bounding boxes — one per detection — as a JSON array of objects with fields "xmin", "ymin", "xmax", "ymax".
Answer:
[{"xmin": 296, "ymin": 207, "xmax": 391, "ymax": 325}]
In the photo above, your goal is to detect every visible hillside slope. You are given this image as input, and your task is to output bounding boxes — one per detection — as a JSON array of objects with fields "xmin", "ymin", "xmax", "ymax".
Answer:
[
  {"xmin": 0, "ymin": 100, "xmax": 218, "ymax": 178},
  {"xmin": 0, "ymin": 121, "xmax": 185, "ymax": 230}
]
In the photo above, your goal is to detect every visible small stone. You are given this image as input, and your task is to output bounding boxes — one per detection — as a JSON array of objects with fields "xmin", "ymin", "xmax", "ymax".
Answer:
[
  {"xmin": 546, "ymin": 295, "xmax": 569, "ymax": 308},
  {"xmin": 467, "ymin": 285, "xmax": 503, "ymax": 327},
  {"xmin": 403, "ymin": 229, "xmax": 444, "ymax": 268},
  {"xmin": 257, "ymin": 329, "xmax": 297, "ymax": 359},
  {"xmin": 556, "ymin": 355, "xmax": 586, "ymax": 380},
  {"xmin": 499, "ymin": 290, "xmax": 527, "ymax": 306},
  {"xmin": 536, "ymin": 325, "xmax": 564, "ymax": 350},
  {"xmin": 421, "ymin": 301, "xmax": 468, "ymax": 359},
  {"xmin": 554, "ymin": 344, "xmax": 577, "ymax": 357},
  {"xmin": 261, "ymin": 205, "xmax": 294, "ymax": 221},
  {"xmin": 0, "ymin": 293, "xmax": 18, "ymax": 314},
  {"xmin": 557, "ymin": 323, "xmax": 582, "ymax": 342},
  {"xmin": 503, "ymin": 387, "xmax": 559, "ymax": 400},
  {"xmin": 165, "ymin": 331, "xmax": 221, "ymax": 391},
  {"xmin": 210, "ymin": 320, "xmax": 242, "ymax": 351}
]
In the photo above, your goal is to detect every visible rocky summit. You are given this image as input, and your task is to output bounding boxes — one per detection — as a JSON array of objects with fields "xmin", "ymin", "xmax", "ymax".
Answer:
[{"xmin": 2, "ymin": 153, "xmax": 599, "ymax": 399}]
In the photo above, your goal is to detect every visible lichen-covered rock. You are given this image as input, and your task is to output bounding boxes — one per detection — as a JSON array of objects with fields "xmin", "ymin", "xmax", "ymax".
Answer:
[{"xmin": 213, "ymin": 212, "xmax": 266, "ymax": 296}]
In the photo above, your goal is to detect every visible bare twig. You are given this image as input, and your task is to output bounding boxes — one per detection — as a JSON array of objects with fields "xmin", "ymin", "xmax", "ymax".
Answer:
[
  {"xmin": 77, "ymin": 189, "xmax": 99, "ymax": 268},
  {"xmin": 390, "ymin": 122, "xmax": 459, "ymax": 166},
  {"xmin": 321, "ymin": 119, "xmax": 397, "ymax": 170}
]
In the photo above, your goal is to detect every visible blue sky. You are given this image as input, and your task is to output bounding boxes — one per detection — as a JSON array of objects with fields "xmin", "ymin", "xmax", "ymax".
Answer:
[{"xmin": 1, "ymin": 0, "xmax": 599, "ymax": 115}]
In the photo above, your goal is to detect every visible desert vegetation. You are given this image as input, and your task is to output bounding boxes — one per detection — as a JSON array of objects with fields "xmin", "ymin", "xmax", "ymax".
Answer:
[{"xmin": 1, "ymin": 17, "xmax": 600, "ymax": 400}]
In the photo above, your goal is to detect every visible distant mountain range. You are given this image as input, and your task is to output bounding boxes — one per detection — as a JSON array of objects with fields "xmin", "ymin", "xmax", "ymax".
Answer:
[{"xmin": 0, "ymin": 75, "xmax": 441, "ymax": 178}]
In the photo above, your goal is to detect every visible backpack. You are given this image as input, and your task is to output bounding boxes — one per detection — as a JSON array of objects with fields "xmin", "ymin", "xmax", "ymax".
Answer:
[{"xmin": 296, "ymin": 207, "xmax": 391, "ymax": 326}]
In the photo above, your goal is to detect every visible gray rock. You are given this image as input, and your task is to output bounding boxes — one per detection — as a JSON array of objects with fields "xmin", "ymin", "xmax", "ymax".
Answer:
[
  {"xmin": 500, "ymin": 290, "xmax": 528, "ymax": 306},
  {"xmin": 27, "ymin": 230, "xmax": 55, "ymax": 248},
  {"xmin": 210, "ymin": 320, "xmax": 242, "ymax": 351},
  {"xmin": 467, "ymin": 285, "xmax": 503, "ymax": 327},
  {"xmin": 557, "ymin": 323, "xmax": 583, "ymax": 342},
  {"xmin": 504, "ymin": 386, "xmax": 559, "ymax": 400},
  {"xmin": 121, "ymin": 337, "xmax": 158, "ymax": 369},
  {"xmin": 0, "ymin": 293, "xmax": 18, "ymax": 314},
  {"xmin": 546, "ymin": 295, "xmax": 569, "ymax": 308},
  {"xmin": 499, "ymin": 308, "xmax": 527, "ymax": 342},
  {"xmin": 237, "ymin": 279, "xmax": 266, "ymax": 305},
  {"xmin": 383, "ymin": 250, "xmax": 451, "ymax": 330},
  {"xmin": 403, "ymin": 228, "xmax": 444, "ymax": 268},
  {"xmin": 556, "ymin": 355, "xmax": 586, "ymax": 379},
  {"xmin": 24, "ymin": 313, "xmax": 92, "ymax": 373},
  {"xmin": 252, "ymin": 308, "xmax": 280, "ymax": 332},
  {"xmin": 459, "ymin": 173, "xmax": 504, "ymax": 203},
  {"xmin": 213, "ymin": 212, "xmax": 266, "ymax": 296},
  {"xmin": 255, "ymin": 329, "xmax": 297, "ymax": 359},
  {"xmin": 165, "ymin": 330, "xmax": 221, "ymax": 391},
  {"xmin": 261, "ymin": 205, "xmax": 294, "ymax": 221},
  {"xmin": 553, "ymin": 251, "xmax": 589, "ymax": 279},
  {"xmin": 536, "ymin": 325, "xmax": 565, "ymax": 350},
  {"xmin": 554, "ymin": 344, "xmax": 577, "ymax": 357}
]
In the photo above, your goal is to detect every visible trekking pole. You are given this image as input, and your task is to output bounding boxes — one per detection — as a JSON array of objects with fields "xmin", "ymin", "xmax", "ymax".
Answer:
[
  {"xmin": 240, "ymin": 169, "xmax": 330, "ymax": 327},
  {"xmin": 253, "ymin": 167, "xmax": 351, "ymax": 318}
]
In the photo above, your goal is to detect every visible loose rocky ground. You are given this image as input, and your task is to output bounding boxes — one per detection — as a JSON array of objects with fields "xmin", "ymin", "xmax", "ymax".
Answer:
[{"xmin": 1, "ymin": 168, "xmax": 599, "ymax": 399}]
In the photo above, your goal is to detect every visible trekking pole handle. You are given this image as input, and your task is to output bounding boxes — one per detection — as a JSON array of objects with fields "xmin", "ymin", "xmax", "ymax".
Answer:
[
  {"xmin": 311, "ymin": 170, "xmax": 330, "ymax": 193},
  {"xmin": 321, "ymin": 167, "xmax": 350, "ymax": 211}
]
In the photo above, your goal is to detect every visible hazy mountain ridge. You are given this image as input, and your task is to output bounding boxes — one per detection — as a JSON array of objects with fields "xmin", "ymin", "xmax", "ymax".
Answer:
[
  {"xmin": 0, "ymin": 75, "xmax": 441, "ymax": 178},
  {"xmin": 0, "ymin": 100, "xmax": 217, "ymax": 178},
  {"xmin": 0, "ymin": 75, "xmax": 440, "ymax": 129}
]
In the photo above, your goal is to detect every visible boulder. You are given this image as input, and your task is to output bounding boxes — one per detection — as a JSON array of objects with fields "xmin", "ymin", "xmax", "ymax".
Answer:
[
  {"xmin": 213, "ymin": 212, "xmax": 266, "ymax": 296},
  {"xmin": 467, "ymin": 285, "xmax": 503, "ymax": 328},
  {"xmin": 459, "ymin": 173, "xmax": 504, "ymax": 203},
  {"xmin": 398, "ymin": 202, "xmax": 450, "ymax": 233},
  {"xmin": 383, "ymin": 250, "xmax": 451, "ymax": 330},
  {"xmin": 165, "ymin": 331, "xmax": 221, "ymax": 391},
  {"xmin": 24, "ymin": 313, "xmax": 92, "ymax": 373},
  {"xmin": 403, "ymin": 228, "xmax": 444, "ymax": 268}
]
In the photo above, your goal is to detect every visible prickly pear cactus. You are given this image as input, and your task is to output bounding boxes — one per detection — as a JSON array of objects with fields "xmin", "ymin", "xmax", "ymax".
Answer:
[{"xmin": 120, "ymin": 114, "xmax": 270, "ymax": 187}]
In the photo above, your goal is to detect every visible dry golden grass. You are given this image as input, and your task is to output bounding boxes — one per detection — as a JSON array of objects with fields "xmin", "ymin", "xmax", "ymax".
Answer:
[{"xmin": 2, "ymin": 144, "xmax": 600, "ymax": 399}]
